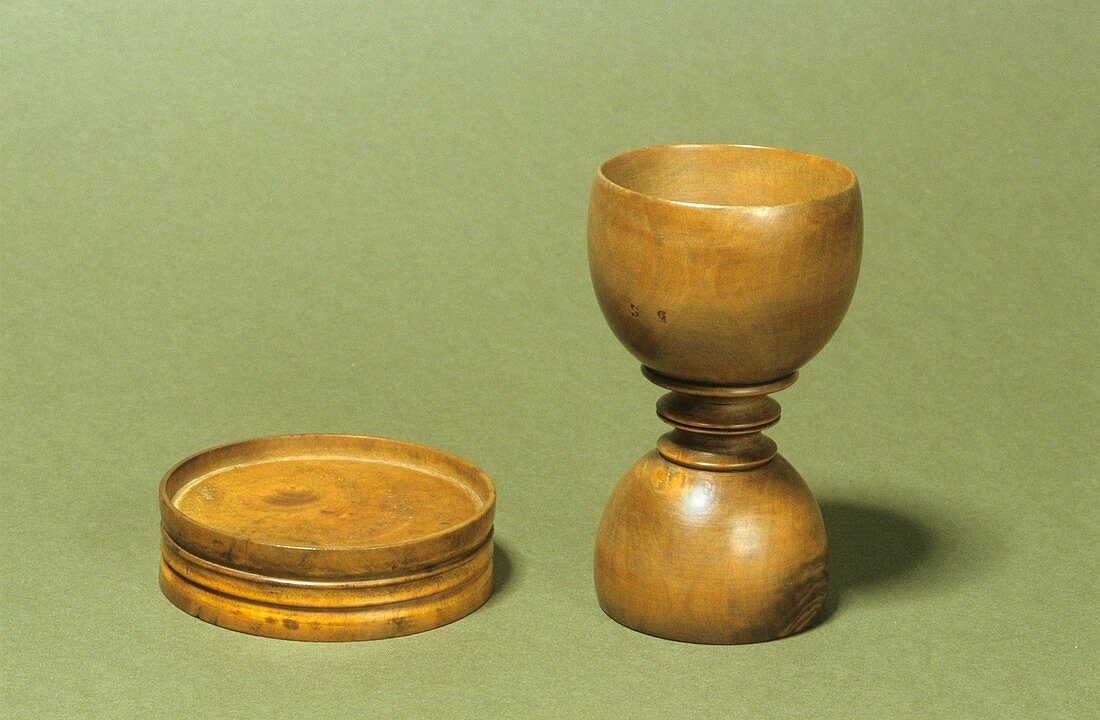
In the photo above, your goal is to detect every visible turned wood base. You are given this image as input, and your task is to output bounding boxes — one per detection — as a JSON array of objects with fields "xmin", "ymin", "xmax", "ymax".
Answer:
[{"xmin": 594, "ymin": 368, "xmax": 828, "ymax": 644}]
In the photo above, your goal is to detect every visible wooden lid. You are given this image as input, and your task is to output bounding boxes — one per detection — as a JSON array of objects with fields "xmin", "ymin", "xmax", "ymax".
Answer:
[{"xmin": 158, "ymin": 434, "xmax": 495, "ymax": 641}]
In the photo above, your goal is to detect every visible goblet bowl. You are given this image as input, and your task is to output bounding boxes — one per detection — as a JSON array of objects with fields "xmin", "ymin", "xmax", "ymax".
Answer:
[{"xmin": 588, "ymin": 144, "xmax": 861, "ymax": 385}]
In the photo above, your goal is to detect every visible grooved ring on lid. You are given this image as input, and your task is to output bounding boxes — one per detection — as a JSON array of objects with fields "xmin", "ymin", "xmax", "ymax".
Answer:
[
  {"xmin": 158, "ymin": 532, "xmax": 494, "ymax": 641},
  {"xmin": 160, "ymin": 529, "xmax": 493, "ymax": 609}
]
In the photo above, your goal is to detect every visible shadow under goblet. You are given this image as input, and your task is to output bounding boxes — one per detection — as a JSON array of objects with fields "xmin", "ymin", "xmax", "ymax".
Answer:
[{"xmin": 815, "ymin": 501, "xmax": 937, "ymax": 623}]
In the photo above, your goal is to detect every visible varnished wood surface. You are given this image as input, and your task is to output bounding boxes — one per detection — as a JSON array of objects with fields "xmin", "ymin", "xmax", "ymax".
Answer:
[
  {"xmin": 589, "ymin": 144, "xmax": 861, "ymax": 386},
  {"xmin": 595, "ymin": 452, "xmax": 827, "ymax": 644},
  {"xmin": 158, "ymin": 434, "xmax": 495, "ymax": 641},
  {"xmin": 173, "ymin": 457, "xmax": 481, "ymax": 547},
  {"xmin": 588, "ymin": 144, "xmax": 861, "ymax": 643}
]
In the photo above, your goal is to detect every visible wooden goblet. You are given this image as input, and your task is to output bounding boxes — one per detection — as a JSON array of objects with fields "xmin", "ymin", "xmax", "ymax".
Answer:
[{"xmin": 588, "ymin": 144, "xmax": 862, "ymax": 643}]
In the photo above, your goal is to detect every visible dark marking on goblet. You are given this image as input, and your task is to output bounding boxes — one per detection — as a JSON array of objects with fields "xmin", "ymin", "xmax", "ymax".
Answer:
[
  {"xmin": 657, "ymin": 310, "xmax": 667, "ymax": 323},
  {"xmin": 630, "ymin": 303, "xmax": 640, "ymax": 318}
]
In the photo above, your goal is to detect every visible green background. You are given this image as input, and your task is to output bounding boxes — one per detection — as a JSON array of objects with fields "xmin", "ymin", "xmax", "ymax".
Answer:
[{"xmin": 3, "ymin": 2, "xmax": 1097, "ymax": 717}]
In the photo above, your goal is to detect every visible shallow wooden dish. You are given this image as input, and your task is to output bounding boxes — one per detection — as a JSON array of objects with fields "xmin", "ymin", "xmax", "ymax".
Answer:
[{"xmin": 158, "ymin": 434, "xmax": 495, "ymax": 641}]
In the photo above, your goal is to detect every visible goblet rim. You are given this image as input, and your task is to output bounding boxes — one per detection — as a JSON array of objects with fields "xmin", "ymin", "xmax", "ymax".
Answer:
[{"xmin": 595, "ymin": 143, "xmax": 858, "ymax": 211}]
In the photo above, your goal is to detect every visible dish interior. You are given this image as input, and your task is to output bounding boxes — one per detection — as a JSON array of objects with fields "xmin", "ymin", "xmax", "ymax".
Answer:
[{"xmin": 172, "ymin": 456, "xmax": 483, "ymax": 547}]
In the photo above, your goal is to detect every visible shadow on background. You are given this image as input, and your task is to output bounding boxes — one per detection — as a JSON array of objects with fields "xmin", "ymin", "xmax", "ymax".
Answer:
[
  {"xmin": 816, "ymin": 500, "xmax": 938, "ymax": 624},
  {"xmin": 484, "ymin": 539, "xmax": 517, "ymax": 608}
]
